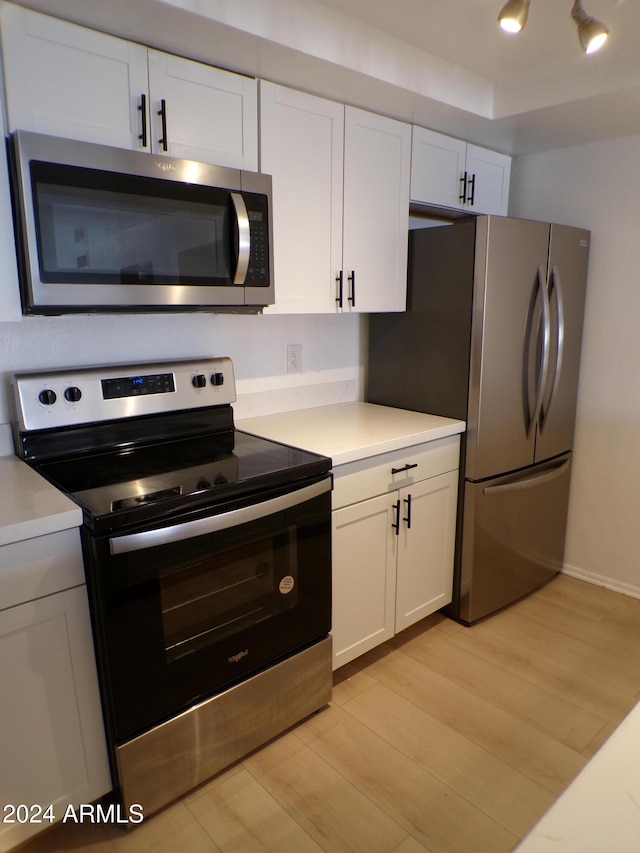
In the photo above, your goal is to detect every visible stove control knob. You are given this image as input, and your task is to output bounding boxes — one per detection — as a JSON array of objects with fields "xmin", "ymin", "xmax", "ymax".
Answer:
[
  {"xmin": 64, "ymin": 386, "xmax": 82, "ymax": 403},
  {"xmin": 192, "ymin": 374, "xmax": 207, "ymax": 389},
  {"xmin": 38, "ymin": 389, "xmax": 57, "ymax": 406},
  {"xmin": 210, "ymin": 372, "xmax": 224, "ymax": 387},
  {"xmin": 197, "ymin": 478, "xmax": 211, "ymax": 490}
]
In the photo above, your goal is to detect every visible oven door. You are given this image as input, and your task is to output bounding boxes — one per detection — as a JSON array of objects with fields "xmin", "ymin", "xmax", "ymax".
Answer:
[{"xmin": 84, "ymin": 476, "xmax": 331, "ymax": 743}]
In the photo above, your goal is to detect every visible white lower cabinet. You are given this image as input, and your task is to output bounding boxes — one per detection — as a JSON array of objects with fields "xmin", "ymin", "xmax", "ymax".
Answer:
[
  {"xmin": 332, "ymin": 492, "xmax": 398, "ymax": 663},
  {"xmin": 331, "ymin": 437, "xmax": 459, "ymax": 670},
  {"xmin": 0, "ymin": 531, "xmax": 110, "ymax": 851}
]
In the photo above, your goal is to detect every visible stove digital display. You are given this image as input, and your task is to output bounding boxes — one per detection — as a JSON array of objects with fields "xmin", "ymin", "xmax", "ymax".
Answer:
[{"xmin": 102, "ymin": 373, "xmax": 176, "ymax": 400}]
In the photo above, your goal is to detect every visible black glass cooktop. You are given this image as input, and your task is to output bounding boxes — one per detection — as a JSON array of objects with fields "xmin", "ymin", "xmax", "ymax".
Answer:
[{"xmin": 32, "ymin": 428, "xmax": 331, "ymax": 533}]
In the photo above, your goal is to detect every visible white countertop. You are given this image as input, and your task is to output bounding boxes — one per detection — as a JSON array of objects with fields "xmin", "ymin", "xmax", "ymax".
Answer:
[
  {"xmin": 0, "ymin": 455, "xmax": 82, "ymax": 547},
  {"xmin": 236, "ymin": 401, "xmax": 465, "ymax": 466},
  {"xmin": 515, "ymin": 700, "xmax": 640, "ymax": 852}
]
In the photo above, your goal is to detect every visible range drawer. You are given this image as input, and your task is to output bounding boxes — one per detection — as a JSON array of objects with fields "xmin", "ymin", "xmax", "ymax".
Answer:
[{"xmin": 332, "ymin": 435, "xmax": 460, "ymax": 510}]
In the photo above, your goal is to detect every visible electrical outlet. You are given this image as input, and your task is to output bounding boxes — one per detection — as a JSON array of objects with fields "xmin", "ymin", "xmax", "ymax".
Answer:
[{"xmin": 287, "ymin": 344, "xmax": 302, "ymax": 374}]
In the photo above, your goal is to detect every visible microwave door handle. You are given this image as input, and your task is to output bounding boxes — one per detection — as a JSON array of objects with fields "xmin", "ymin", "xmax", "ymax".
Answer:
[{"xmin": 230, "ymin": 192, "xmax": 250, "ymax": 284}]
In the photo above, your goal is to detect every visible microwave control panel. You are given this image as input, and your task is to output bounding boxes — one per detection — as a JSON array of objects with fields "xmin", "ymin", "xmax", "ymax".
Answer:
[{"xmin": 245, "ymin": 193, "xmax": 270, "ymax": 286}]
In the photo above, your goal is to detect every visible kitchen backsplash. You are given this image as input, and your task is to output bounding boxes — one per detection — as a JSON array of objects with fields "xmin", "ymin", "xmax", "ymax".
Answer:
[{"xmin": 0, "ymin": 311, "xmax": 364, "ymax": 453}]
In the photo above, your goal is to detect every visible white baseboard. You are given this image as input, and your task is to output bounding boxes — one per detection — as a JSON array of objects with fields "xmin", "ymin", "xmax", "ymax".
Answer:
[{"xmin": 562, "ymin": 563, "xmax": 640, "ymax": 602}]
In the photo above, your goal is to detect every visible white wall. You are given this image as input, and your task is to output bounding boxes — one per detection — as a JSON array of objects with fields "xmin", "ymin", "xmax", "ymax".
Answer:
[
  {"xmin": 0, "ymin": 311, "xmax": 363, "ymax": 442},
  {"xmin": 510, "ymin": 134, "xmax": 640, "ymax": 597}
]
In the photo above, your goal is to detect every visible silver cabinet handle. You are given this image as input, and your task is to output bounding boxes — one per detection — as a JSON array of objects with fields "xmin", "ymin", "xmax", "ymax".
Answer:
[
  {"xmin": 230, "ymin": 191, "xmax": 250, "ymax": 284},
  {"xmin": 109, "ymin": 478, "xmax": 331, "ymax": 555},
  {"xmin": 528, "ymin": 264, "xmax": 551, "ymax": 438},
  {"xmin": 540, "ymin": 264, "xmax": 565, "ymax": 430},
  {"xmin": 483, "ymin": 460, "xmax": 569, "ymax": 496}
]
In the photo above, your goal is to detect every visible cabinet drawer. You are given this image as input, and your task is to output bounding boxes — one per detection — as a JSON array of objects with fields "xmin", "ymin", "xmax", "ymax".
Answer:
[
  {"xmin": 0, "ymin": 528, "xmax": 84, "ymax": 612},
  {"xmin": 333, "ymin": 435, "xmax": 460, "ymax": 509}
]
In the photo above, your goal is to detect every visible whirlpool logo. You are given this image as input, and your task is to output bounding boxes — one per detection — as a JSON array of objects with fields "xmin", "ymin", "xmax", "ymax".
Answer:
[{"xmin": 228, "ymin": 649, "xmax": 249, "ymax": 664}]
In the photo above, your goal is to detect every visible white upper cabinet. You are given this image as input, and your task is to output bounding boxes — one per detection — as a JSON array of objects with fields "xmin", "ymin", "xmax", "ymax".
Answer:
[
  {"xmin": 0, "ymin": 80, "xmax": 20, "ymax": 321},
  {"xmin": 260, "ymin": 83, "xmax": 410, "ymax": 314},
  {"xmin": 146, "ymin": 50, "xmax": 257, "ymax": 168},
  {"xmin": 411, "ymin": 128, "xmax": 467, "ymax": 211},
  {"xmin": 411, "ymin": 126, "xmax": 511, "ymax": 216},
  {"xmin": 0, "ymin": 4, "xmax": 148, "ymax": 149},
  {"xmin": 342, "ymin": 107, "xmax": 411, "ymax": 313},
  {"xmin": 0, "ymin": 4, "xmax": 258, "ymax": 169},
  {"xmin": 464, "ymin": 143, "xmax": 512, "ymax": 217},
  {"xmin": 260, "ymin": 81, "xmax": 344, "ymax": 313}
]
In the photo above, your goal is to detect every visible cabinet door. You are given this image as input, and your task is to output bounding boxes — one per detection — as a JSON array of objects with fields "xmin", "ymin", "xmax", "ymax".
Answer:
[
  {"xmin": 342, "ymin": 107, "xmax": 411, "ymax": 312},
  {"xmin": 260, "ymin": 82, "xmax": 344, "ymax": 313},
  {"xmin": 0, "ymin": 4, "xmax": 148, "ymax": 149},
  {"xmin": 465, "ymin": 144, "xmax": 511, "ymax": 216},
  {"xmin": 395, "ymin": 471, "xmax": 458, "ymax": 633},
  {"xmin": 0, "ymin": 86, "xmax": 20, "ymax": 321},
  {"xmin": 147, "ymin": 50, "xmax": 258, "ymax": 169},
  {"xmin": 410, "ymin": 126, "xmax": 466, "ymax": 210},
  {"xmin": 0, "ymin": 587, "xmax": 110, "ymax": 850},
  {"xmin": 332, "ymin": 493, "xmax": 397, "ymax": 670}
]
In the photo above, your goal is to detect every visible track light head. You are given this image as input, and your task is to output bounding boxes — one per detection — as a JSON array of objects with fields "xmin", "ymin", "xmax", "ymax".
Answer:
[
  {"xmin": 498, "ymin": 0, "xmax": 530, "ymax": 33},
  {"xmin": 497, "ymin": 0, "xmax": 609, "ymax": 54},
  {"xmin": 571, "ymin": 0, "xmax": 609, "ymax": 53}
]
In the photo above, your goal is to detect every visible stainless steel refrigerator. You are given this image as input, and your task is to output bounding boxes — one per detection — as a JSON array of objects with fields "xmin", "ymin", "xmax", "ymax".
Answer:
[{"xmin": 367, "ymin": 215, "xmax": 590, "ymax": 624}]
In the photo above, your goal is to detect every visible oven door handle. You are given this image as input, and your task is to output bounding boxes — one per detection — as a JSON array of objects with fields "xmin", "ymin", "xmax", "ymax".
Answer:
[{"xmin": 108, "ymin": 478, "xmax": 331, "ymax": 555}]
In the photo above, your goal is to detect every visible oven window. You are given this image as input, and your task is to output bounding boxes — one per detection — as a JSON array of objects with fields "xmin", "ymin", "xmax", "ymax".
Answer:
[
  {"xmin": 156, "ymin": 528, "xmax": 297, "ymax": 662},
  {"xmin": 30, "ymin": 161, "xmax": 232, "ymax": 285}
]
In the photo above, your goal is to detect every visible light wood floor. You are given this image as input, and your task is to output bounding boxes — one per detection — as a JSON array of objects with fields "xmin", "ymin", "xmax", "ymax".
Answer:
[{"xmin": 18, "ymin": 574, "xmax": 640, "ymax": 853}]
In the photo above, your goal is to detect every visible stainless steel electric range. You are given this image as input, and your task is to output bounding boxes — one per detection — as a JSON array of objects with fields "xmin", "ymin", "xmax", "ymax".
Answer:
[{"xmin": 12, "ymin": 358, "xmax": 332, "ymax": 818}]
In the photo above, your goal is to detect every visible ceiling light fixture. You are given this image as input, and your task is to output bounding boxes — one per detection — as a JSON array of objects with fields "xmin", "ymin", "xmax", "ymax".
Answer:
[
  {"xmin": 498, "ymin": 0, "xmax": 530, "ymax": 33},
  {"xmin": 497, "ymin": 0, "xmax": 609, "ymax": 54},
  {"xmin": 571, "ymin": 0, "xmax": 609, "ymax": 54}
]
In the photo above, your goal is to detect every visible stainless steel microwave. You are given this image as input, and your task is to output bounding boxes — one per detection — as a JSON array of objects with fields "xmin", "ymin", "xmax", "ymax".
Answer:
[{"xmin": 9, "ymin": 131, "xmax": 274, "ymax": 314}]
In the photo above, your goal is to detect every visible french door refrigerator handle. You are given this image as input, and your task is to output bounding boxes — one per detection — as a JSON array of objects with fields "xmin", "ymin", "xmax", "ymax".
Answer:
[
  {"xmin": 528, "ymin": 264, "xmax": 551, "ymax": 437},
  {"xmin": 483, "ymin": 460, "xmax": 570, "ymax": 496},
  {"xmin": 109, "ymin": 478, "xmax": 331, "ymax": 555},
  {"xmin": 540, "ymin": 264, "xmax": 566, "ymax": 430},
  {"xmin": 230, "ymin": 192, "xmax": 251, "ymax": 284}
]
